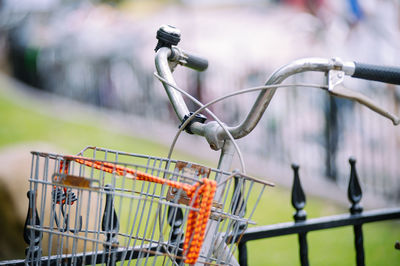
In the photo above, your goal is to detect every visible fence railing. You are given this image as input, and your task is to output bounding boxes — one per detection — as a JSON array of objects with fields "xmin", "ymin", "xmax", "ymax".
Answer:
[{"xmin": 236, "ymin": 158, "xmax": 400, "ymax": 266}]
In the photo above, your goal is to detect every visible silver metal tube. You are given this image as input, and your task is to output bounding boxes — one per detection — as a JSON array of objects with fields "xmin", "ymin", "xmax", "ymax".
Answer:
[
  {"xmin": 196, "ymin": 140, "xmax": 238, "ymax": 265},
  {"xmin": 155, "ymin": 48, "xmax": 190, "ymax": 121},
  {"xmin": 342, "ymin": 60, "xmax": 356, "ymax": 76},
  {"xmin": 216, "ymin": 58, "xmax": 356, "ymax": 140},
  {"xmin": 155, "ymin": 48, "xmax": 206, "ymax": 136}
]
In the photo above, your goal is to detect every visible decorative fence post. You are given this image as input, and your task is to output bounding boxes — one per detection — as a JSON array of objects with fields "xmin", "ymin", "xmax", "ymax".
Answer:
[
  {"xmin": 238, "ymin": 241, "xmax": 248, "ymax": 266},
  {"xmin": 23, "ymin": 190, "xmax": 42, "ymax": 263},
  {"xmin": 347, "ymin": 158, "xmax": 365, "ymax": 266},
  {"xmin": 102, "ymin": 184, "xmax": 119, "ymax": 265},
  {"xmin": 291, "ymin": 164, "xmax": 309, "ymax": 266},
  {"xmin": 167, "ymin": 206, "xmax": 184, "ymax": 264}
]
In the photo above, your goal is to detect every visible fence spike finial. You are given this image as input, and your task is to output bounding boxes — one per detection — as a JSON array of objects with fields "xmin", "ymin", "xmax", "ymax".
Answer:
[
  {"xmin": 348, "ymin": 157, "xmax": 363, "ymax": 214},
  {"xmin": 24, "ymin": 190, "xmax": 42, "ymax": 260},
  {"xmin": 291, "ymin": 164, "xmax": 307, "ymax": 221}
]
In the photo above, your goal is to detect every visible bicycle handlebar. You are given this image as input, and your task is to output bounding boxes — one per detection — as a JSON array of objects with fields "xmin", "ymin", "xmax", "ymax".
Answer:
[{"xmin": 154, "ymin": 27, "xmax": 400, "ymax": 150}]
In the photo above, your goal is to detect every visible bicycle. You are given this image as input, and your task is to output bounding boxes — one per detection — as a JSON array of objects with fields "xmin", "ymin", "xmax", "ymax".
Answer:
[{"xmin": 20, "ymin": 25, "xmax": 400, "ymax": 266}]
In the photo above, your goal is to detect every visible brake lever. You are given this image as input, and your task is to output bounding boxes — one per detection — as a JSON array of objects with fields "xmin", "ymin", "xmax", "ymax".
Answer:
[{"xmin": 327, "ymin": 69, "xmax": 400, "ymax": 125}]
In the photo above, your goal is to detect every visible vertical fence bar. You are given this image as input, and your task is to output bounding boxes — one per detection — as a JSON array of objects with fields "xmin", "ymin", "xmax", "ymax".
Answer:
[
  {"xmin": 291, "ymin": 164, "xmax": 309, "ymax": 266},
  {"xmin": 238, "ymin": 241, "xmax": 248, "ymax": 266},
  {"xmin": 353, "ymin": 225, "xmax": 364, "ymax": 266},
  {"xmin": 233, "ymin": 176, "xmax": 247, "ymax": 265},
  {"xmin": 347, "ymin": 158, "xmax": 365, "ymax": 266},
  {"xmin": 167, "ymin": 206, "xmax": 184, "ymax": 265},
  {"xmin": 102, "ymin": 184, "xmax": 120, "ymax": 265},
  {"xmin": 233, "ymin": 174, "xmax": 248, "ymax": 266}
]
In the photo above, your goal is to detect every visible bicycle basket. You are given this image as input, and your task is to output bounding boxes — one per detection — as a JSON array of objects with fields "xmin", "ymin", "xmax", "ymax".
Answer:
[{"xmin": 24, "ymin": 146, "xmax": 268, "ymax": 265}]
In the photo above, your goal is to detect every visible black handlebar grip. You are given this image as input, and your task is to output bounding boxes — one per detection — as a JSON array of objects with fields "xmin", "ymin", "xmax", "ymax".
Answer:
[
  {"xmin": 183, "ymin": 52, "xmax": 208, "ymax": 72},
  {"xmin": 352, "ymin": 62, "xmax": 400, "ymax": 85}
]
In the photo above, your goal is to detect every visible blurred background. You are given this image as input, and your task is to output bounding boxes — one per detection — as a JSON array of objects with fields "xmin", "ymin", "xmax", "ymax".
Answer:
[{"xmin": 0, "ymin": 0, "xmax": 399, "ymax": 264}]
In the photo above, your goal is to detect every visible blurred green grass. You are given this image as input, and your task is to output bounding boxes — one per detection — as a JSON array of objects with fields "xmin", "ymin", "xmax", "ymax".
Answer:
[
  {"xmin": 0, "ymin": 85, "xmax": 399, "ymax": 265},
  {"xmin": 0, "ymin": 90, "xmax": 168, "ymax": 156}
]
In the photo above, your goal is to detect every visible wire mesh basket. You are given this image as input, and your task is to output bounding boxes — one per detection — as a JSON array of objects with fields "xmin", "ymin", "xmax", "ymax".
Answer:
[{"xmin": 24, "ymin": 146, "xmax": 269, "ymax": 265}]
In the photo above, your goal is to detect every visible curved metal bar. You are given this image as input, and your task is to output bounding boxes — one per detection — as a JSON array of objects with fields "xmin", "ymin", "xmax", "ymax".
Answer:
[
  {"xmin": 155, "ymin": 47, "xmax": 206, "ymax": 136},
  {"xmin": 155, "ymin": 48, "xmax": 187, "ymax": 120},
  {"xmin": 155, "ymin": 70, "xmax": 327, "ymax": 154},
  {"xmin": 216, "ymin": 58, "xmax": 356, "ymax": 140}
]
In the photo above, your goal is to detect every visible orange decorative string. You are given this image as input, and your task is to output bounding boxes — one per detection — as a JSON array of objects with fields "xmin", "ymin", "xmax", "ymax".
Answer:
[
  {"xmin": 60, "ymin": 156, "xmax": 216, "ymax": 264},
  {"xmin": 55, "ymin": 160, "xmax": 71, "ymax": 204}
]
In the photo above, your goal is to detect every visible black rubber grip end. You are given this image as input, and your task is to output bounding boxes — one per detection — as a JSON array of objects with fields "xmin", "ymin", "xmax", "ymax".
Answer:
[
  {"xmin": 184, "ymin": 52, "xmax": 208, "ymax": 72},
  {"xmin": 352, "ymin": 62, "xmax": 400, "ymax": 85}
]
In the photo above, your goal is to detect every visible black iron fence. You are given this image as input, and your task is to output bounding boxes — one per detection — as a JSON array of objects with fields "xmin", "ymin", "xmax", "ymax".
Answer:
[{"xmin": 236, "ymin": 158, "xmax": 400, "ymax": 266}]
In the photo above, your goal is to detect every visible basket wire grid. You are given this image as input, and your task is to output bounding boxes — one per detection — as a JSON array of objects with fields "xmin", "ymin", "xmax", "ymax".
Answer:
[{"xmin": 24, "ymin": 146, "xmax": 268, "ymax": 265}]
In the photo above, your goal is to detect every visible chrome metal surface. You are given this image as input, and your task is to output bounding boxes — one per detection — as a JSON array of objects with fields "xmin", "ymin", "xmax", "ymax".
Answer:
[
  {"xmin": 197, "ymin": 140, "xmax": 238, "ymax": 265},
  {"xmin": 217, "ymin": 58, "xmax": 335, "ymax": 140},
  {"xmin": 155, "ymin": 47, "xmax": 190, "ymax": 121},
  {"xmin": 329, "ymin": 85, "xmax": 400, "ymax": 125},
  {"xmin": 327, "ymin": 69, "xmax": 400, "ymax": 125},
  {"xmin": 155, "ymin": 48, "xmax": 206, "ymax": 136},
  {"xmin": 342, "ymin": 60, "xmax": 356, "ymax": 76},
  {"xmin": 327, "ymin": 69, "xmax": 345, "ymax": 91}
]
